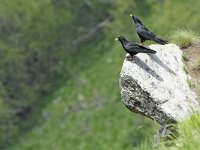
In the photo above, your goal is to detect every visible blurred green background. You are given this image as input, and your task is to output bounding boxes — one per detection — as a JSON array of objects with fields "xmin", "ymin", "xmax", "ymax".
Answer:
[{"xmin": 0, "ymin": 0, "xmax": 200, "ymax": 149}]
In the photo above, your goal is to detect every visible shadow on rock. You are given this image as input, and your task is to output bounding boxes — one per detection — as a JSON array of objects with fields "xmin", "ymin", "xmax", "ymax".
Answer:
[
  {"xmin": 148, "ymin": 54, "xmax": 177, "ymax": 75},
  {"xmin": 132, "ymin": 56, "xmax": 164, "ymax": 82}
]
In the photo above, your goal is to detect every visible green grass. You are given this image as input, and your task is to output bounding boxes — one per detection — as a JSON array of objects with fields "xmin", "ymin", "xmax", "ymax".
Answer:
[
  {"xmin": 183, "ymin": 65, "xmax": 189, "ymax": 74},
  {"xmin": 167, "ymin": 113, "xmax": 200, "ymax": 150},
  {"xmin": 7, "ymin": 46, "xmax": 157, "ymax": 150},
  {"xmin": 170, "ymin": 29, "xmax": 198, "ymax": 48},
  {"xmin": 162, "ymin": 113, "xmax": 200, "ymax": 150},
  {"xmin": 182, "ymin": 52, "xmax": 189, "ymax": 61},
  {"xmin": 135, "ymin": 113, "xmax": 200, "ymax": 150},
  {"xmin": 187, "ymin": 79, "xmax": 196, "ymax": 88}
]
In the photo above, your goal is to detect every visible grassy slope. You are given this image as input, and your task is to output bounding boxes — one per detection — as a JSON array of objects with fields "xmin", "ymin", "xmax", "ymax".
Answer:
[
  {"xmin": 137, "ymin": 113, "xmax": 200, "ymax": 150},
  {"xmin": 9, "ymin": 43, "xmax": 157, "ymax": 150},
  {"xmin": 167, "ymin": 114, "xmax": 200, "ymax": 150},
  {"xmin": 9, "ymin": 0, "xmax": 200, "ymax": 150}
]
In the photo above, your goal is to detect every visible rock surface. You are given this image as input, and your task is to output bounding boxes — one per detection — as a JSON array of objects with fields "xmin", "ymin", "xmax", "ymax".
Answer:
[{"xmin": 119, "ymin": 43, "xmax": 199, "ymax": 125}]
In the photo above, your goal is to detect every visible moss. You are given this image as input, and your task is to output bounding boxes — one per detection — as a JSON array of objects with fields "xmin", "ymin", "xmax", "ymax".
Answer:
[
  {"xmin": 182, "ymin": 52, "xmax": 189, "ymax": 61},
  {"xmin": 195, "ymin": 58, "xmax": 200, "ymax": 69},
  {"xmin": 187, "ymin": 79, "xmax": 196, "ymax": 89},
  {"xmin": 183, "ymin": 65, "xmax": 189, "ymax": 74}
]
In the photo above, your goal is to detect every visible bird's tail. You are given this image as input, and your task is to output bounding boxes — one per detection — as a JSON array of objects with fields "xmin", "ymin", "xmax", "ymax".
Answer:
[
  {"xmin": 154, "ymin": 36, "xmax": 168, "ymax": 45},
  {"xmin": 145, "ymin": 47, "xmax": 157, "ymax": 54},
  {"xmin": 139, "ymin": 46, "xmax": 157, "ymax": 54}
]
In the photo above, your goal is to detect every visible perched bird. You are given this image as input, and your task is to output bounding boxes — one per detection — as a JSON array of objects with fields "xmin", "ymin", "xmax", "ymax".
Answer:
[
  {"xmin": 130, "ymin": 14, "xmax": 168, "ymax": 45},
  {"xmin": 115, "ymin": 36, "xmax": 156, "ymax": 60}
]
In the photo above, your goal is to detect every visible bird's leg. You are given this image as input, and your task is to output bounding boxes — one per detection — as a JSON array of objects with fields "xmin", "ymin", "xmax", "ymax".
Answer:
[
  {"xmin": 129, "ymin": 56, "xmax": 133, "ymax": 61},
  {"xmin": 126, "ymin": 54, "xmax": 133, "ymax": 61},
  {"xmin": 140, "ymin": 39, "xmax": 144, "ymax": 46},
  {"xmin": 125, "ymin": 54, "xmax": 131, "ymax": 59},
  {"xmin": 140, "ymin": 41, "xmax": 144, "ymax": 46}
]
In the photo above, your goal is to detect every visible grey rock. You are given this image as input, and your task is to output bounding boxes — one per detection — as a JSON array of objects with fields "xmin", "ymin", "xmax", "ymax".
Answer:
[{"xmin": 119, "ymin": 44, "xmax": 199, "ymax": 125}]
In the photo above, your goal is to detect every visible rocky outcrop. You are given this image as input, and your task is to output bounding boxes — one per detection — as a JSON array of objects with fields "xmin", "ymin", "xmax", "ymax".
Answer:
[{"xmin": 119, "ymin": 44, "xmax": 199, "ymax": 125}]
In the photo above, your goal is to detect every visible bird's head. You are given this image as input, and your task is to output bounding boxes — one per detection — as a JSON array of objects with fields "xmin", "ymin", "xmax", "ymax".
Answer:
[
  {"xmin": 115, "ymin": 36, "xmax": 127, "ymax": 43},
  {"xmin": 129, "ymin": 14, "xmax": 142, "ymax": 24}
]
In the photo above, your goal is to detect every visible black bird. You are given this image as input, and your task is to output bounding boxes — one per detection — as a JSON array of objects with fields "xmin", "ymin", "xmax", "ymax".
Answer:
[
  {"xmin": 115, "ymin": 36, "xmax": 156, "ymax": 60},
  {"xmin": 130, "ymin": 14, "xmax": 168, "ymax": 45}
]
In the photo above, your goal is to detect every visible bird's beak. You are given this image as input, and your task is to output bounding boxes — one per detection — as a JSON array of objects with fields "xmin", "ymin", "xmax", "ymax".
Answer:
[
  {"xmin": 115, "ymin": 37, "xmax": 119, "ymax": 41},
  {"xmin": 130, "ymin": 14, "xmax": 133, "ymax": 17}
]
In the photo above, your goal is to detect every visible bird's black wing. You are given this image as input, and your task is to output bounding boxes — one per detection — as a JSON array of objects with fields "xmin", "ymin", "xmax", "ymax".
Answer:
[
  {"xmin": 137, "ymin": 24, "xmax": 156, "ymax": 40},
  {"xmin": 125, "ymin": 42, "xmax": 156, "ymax": 54}
]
